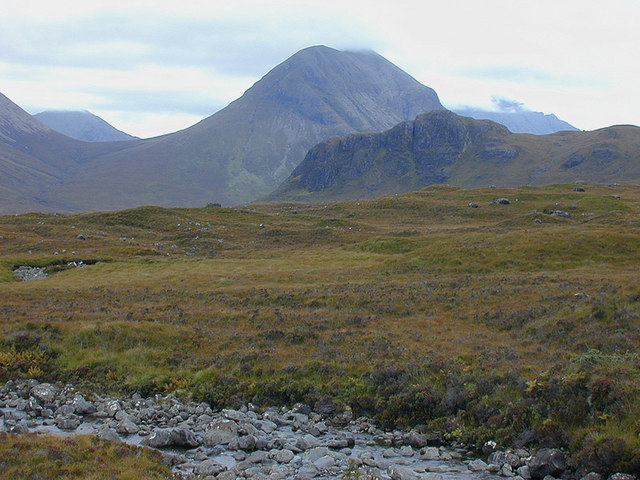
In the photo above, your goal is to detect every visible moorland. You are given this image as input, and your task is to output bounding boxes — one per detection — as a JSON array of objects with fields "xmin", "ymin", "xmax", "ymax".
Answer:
[{"xmin": 2, "ymin": 183, "xmax": 640, "ymax": 476}]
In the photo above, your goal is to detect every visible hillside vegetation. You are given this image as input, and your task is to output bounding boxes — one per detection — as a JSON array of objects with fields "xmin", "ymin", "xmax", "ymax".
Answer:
[{"xmin": 1, "ymin": 184, "xmax": 640, "ymax": 474}]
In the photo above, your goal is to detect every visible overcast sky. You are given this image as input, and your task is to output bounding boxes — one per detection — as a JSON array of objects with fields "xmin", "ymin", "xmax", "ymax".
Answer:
[{"xmin": 2, "ymin": 0, "xmax": 638, "ymax": 138}]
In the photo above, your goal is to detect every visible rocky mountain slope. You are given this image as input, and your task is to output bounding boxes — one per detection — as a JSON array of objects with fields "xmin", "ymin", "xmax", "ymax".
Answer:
[
  {"xmin": 0, "ymin": 46, "xmax": 444, "ymax": 213},
  {"xmin": 451, "ymin": 106, "xmax": 578, "ymax": 134},
  {"xmin": 34, "ymin": 110, "xmax": 138, "ymax": 142},
  {"xmin": 0, "ymin": 93, "xmax": 136, "ymax": 212},
  {"xmin": 269, "ymin": 110, "xmax": 640, "ymax": 202}
]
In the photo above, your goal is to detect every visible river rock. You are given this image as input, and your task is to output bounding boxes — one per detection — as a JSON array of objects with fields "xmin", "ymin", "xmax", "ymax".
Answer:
[
  {"xmin": 237, "ymin": 434, "xmax": 257, "ymax": 451},
  {"xmin": 193, "ymin": 459, "xmax": 226, "ymax": 476},
  {"xmin": 72, "ymin": 395, "xmax": 97, "ymax": 415},
  {"xmin": 468, "ymin": 459, "xmax": 488, "ymax": 471},
  {"xmin": 30, "ymin": 383, "xmax": 58, "ymax": 404},
  {"xmin": 55, "ymin": 416, "xmax": 80, "ymax": 430},
  {"xmin": 296, "ymin": 433, "xmax": 321, "ymax": 450},
  {"xmin": 607, "ymin": 475, "xmax": 636, "ymax": 480},
  {"xmin": 405, "ymin": 430, "xmax": 429, "ymax": 448},
  {"xmin": 203, "ymin": 419, "xmax": 239, "ymax": 446},
  {"xmin": 580, "ymin": 474, "xmax": 603, "ymax": 480},
  {"xmin": 527, "ymin": 449, "xmax": 566, "ymax": 480},
  {"xmin": 421, "ymin": 446, "xmax": 440, "ymax": 460},
  {"xmin": 389, "ymin": 465, "xmax": 420, "ymax": 480},
  {"xmin": 140, "ymin": 429, "xmax": 170, "ymax": 447},
  {"xmin": 276, "ymin": 449, "xmax": 295, "ymax": 463},
  {"xmin": 518, "ymin": 465, "xmax": 532, "ymax": 479},
  {"xmin": 116, "ymin": 417, "xmax": 139, "ymax": 434},
  {"xmin": 489, "ymin": 451, "xmax": 523, "ymax": 468},
  {"xmin": 95, "ymin": 426, "xmax": 122, "ymax": 443},
  {"xmin": 314, "ymin": 454, "xmax": 335, "ymax": 470}
]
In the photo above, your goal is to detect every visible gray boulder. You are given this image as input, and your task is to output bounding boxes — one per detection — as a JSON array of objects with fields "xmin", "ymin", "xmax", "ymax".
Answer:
[
  {"xmin": 72, "ymin": 395, "xmax": 97, "ymax": 415},
  {"xmin": 296, "ymin": 433, "xmax": 321, "ymax": 450},
  {"xmin": 275, "ymin": 449, "xmax": 295, "ymax": 463},
  {"xmin": 489, "ymin": 451, "xmax": 522, "ymax": 468},
  {"xmin": 193, "ymin": 459, "xmax": 226, "ymax": 476},
  {"xmin": 389, "ymin": 465, "xmax": 420, "ymax": 480},
  {"xmin": 203, "ymin": 419, "xmax": 239, "ymax": 446},
  {"xmin": 116, "ymin": 417, "xmax": 139, "ymax": 434},
  {"xmin": 468, "ymin": 459, "xmax": 488, "ymax": 472},
  {"xmin": 55, "ymin": 416, "xmax": 80, "ymax": 430},
  {"xmin": 527, "ymin": 449, "xmax": 566, "ymax": 480},
  {"xmin": 170, "ymin": 428, "xmax": 199, "ymax": 448},
  {"xmin": 30, "ymin": 383, "xmax": 58, "ymax": 404},
  {"xmin": 607, "ymin": 475, "xmax": 636, "ymax": 480}
]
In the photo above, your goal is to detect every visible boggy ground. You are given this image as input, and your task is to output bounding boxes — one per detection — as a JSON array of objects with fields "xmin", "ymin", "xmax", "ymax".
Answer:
[{"xmin": 1, "ymin": 184, "xmax": 640, "ymax": 476}]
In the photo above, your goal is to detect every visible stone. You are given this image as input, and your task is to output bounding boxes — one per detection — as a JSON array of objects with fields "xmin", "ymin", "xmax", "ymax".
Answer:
[
  {"xmin": 55, "ymin": 416, "xmax": 80, "ymax": 430},
  {"xmin": 141, "ymin": 429, "xmax": 174, "ymax": 448},
  {"xmin": 305, "ymin": 447, "xmax": 329, "ymax": 463},
  {"xmin": 580, "ymin": 474, "xmax": 603, "ymax": 480},
  {"xmin": 499, "ymin": 464, "xmax": 516, "ymax": 477},
  {"xmin": 468, "ymin": 459, "xmax": 488, "ymax": 472},
  {"xmin": 95, "ymin": 426, "xmax": 122, "ymax": 443},
  {"xmin": 400, "ymin": 445, "xmax": 415, "ymax": 456},
  {"xmin": 276, "ymin": 449, "xmax": 295, "ymax": 463},
  {"xmin": 170, "ymin": 428, "xmax": 199, "ymax": 448},
  {"xmin": 468, "ymin": 202, "xmax": 480, "ymax": 208},
  {"xmin": 296, "ymin": 434, "xmax": 321, "ymax": 450},
  {"xmin": 489, "ymin": 451, "xmax": 522, "ymax": 468},
  {"xmin": 297, "ymin": 463, "xmax": 319, "ymax": 478},
  {"xmin": 389, "ymin": 465, "xmax": 420, "ymax": 480},
  {"xmin": 238, "ymin": 434, "xmax": 257, "ymax": 451},
  {"xmin": 527, "ymin": 449, "xmax": 566, "ymax": 480},
  {"xmin": 203, "ymin": 419, "xmax": 239, "ymax": 446},
  {"xmin": 30, "ymin": 383, "xmax": 58, "ymax": 404},
  {"xmin": 116, "ymin": 417, "xmax": 139, "ymax": 434},
  {"xmin": 518, "ymin": 465, "xmax": 532, "ymax": 479},
  {"xmin": 405, "ymin": 430, "xmax": 429, "ymax": 447},
  {"xmin": 493, "ymin": 197, "xmax": 511, "ymax": 205},
  {"xmin": 607, "ymin": 475, "xmax": 636, "ymax": 480},
  {"xmin": 421, "ymin": 447, "xmax": 440, "ymax": 460},
  {"xmin": 313, "ymin": 455, "xmax": 335, "ymax": 470},
  {"xmin": 193, "ymin": 459, "xmax": 226, "ymax": 477}
]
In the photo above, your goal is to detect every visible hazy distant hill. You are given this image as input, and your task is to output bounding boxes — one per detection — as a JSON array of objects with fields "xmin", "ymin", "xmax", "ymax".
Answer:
[
  {"xmin": 34, "ymin": 110, "xmax": 137, "ymax": 142},
  {"xmin": 270, "ymin": 110, "xmax": 640, "ymax": 202},
  {"xmin": 452, "ymin": 105, "xmax": 578, "ymax": 135},
  {"xmin": 0, "ymin": 93, "xmax": 141, "ymax": 213}
]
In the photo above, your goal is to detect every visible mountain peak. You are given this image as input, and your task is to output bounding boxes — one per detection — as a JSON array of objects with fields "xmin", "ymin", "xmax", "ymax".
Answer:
[
  {"xmin": 0, "ymin": 92, "xmax": 51, "ymax": 141},
  {"xmin": 34, "ymin": 110, "xmax": 138, "ymax": 142}
]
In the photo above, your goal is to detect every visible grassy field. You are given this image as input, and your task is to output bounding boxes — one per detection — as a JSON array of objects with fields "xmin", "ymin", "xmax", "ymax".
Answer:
[
  {"xmin": 0, "ymin": 432, "xmax": 173, "ymax": 479},
  {"xmin": 1, "ymin": 183, "xmax": 640, "ymax": 474}
]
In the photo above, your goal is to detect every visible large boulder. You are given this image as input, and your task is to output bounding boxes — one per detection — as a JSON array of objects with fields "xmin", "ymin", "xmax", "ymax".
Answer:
[
  {"xmin": 527, "ymin": 448, "xmax": 566, "ymax": 480},
  {"xmin": 30, "ymin": 383, "xmax": 58, "ymax": 404},
  {"xmin": 203, "ymin": 419, "xmax": 239, "ymax": 446}
]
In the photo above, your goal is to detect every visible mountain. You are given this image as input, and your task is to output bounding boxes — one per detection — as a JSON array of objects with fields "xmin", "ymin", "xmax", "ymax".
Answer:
[
  {"xmin": 451, "ymin": 106, "xmax": 579, "ymax": 135},
  {"xmin": 34, "ymin": 110, "xmax": 138, "ymax": 142},
  {"xmin": 269, "ymin": 110, "xmax": 640, "ymax": 203},
  {"xmin": 32, "ymin": 45, "xmax": 444, "ymax": 212},
  {"xmin": 0, "ymin": 93, "xmax": 142, "ymax": 213}
]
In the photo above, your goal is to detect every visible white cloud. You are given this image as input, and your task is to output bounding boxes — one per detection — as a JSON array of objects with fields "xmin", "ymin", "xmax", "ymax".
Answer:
[{"xmin": 1, "ymin": 0, "xmax": 639, "ymax": 136}]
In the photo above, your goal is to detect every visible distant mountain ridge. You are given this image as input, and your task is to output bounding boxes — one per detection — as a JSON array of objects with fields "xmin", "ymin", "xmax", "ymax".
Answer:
[
  {"xmin": 0, "ymin": 46, "xmax": 446, "ymax": 213},
  {"xmin": 451, "ymin": 106, "xmax": 578, "ymax": 135},
  {"xmin": 270, "ymin": 110, "xmax": 640, "ymax": 203},
  {"xmin": 34, "ymin": 110, "xmax": 137, "ymax": 142}
]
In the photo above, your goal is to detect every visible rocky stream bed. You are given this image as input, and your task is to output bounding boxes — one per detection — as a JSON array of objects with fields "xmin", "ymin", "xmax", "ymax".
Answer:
[{"xmin": 0, "ymin": 380, "xmax": 631, "ymax": 480}]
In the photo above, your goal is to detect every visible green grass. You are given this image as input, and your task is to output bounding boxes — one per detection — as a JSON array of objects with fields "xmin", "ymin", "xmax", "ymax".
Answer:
[
  {"xmin": 0, "ymin": 433, "xmax": 172, "ymax": 480},
  {"xmin": 1, "ymin": 183, "xmax": 640, "ymax": 475}
]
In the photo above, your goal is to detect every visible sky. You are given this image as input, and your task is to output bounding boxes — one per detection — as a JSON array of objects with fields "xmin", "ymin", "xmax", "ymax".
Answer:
[{"xmin": 2, "ymin": 0, "xmax": 638, "ymax": 138}]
